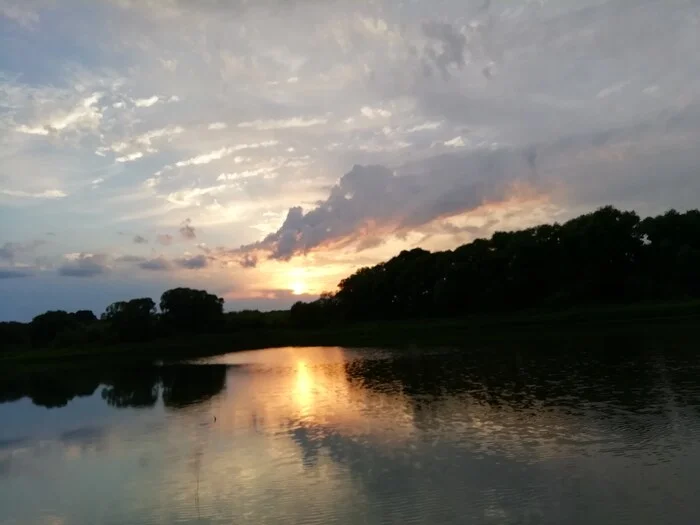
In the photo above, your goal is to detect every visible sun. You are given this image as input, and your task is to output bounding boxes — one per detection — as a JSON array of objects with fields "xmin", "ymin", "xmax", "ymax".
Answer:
[{"xmin": 290, "ymin": 280, "xmax": 307, "ymax": 296}]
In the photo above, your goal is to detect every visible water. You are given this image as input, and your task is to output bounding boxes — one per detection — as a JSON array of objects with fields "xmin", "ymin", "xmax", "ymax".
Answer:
[{"xmin": 2, "ymin": 345, "xmax": 700, "ymax": 524}]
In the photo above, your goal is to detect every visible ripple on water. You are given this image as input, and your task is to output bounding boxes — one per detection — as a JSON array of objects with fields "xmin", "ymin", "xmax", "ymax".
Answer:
[{"xmin": 2, "ymin": 347, "xmax": 700, "ymax": 524}]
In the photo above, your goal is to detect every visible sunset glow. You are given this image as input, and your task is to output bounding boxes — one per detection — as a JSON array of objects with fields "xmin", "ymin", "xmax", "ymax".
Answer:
[
  {"xmin": 290, "ymin": 280, "xmax": 307, "ymax": 296},
  {"xmin": 2, "ymin": 0, "xmax": 699, "ymax": 321}
]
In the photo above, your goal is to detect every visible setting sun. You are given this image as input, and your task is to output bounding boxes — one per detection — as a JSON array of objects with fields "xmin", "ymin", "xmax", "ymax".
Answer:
[{"xmin": 290, "ymin": 280, "xmax": 307, "ymax": 295}]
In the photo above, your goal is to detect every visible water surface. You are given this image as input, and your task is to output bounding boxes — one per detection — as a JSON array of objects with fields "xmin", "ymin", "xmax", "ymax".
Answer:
[{"xmin": 2, "ymin": 345, "xmax": 700, "ymax": 524}]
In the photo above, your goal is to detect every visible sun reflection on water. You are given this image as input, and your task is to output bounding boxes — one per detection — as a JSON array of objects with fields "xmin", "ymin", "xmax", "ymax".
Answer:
[{"xmin": 294, "ymin": 359, "xmax": 313, "ymax": 416}]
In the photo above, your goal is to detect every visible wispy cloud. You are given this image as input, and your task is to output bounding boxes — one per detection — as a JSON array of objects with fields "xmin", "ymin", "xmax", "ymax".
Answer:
[
  {"xmin": 361, "ymin": 107, "xmax": 391, "ymax": 119},
  {"xmin": 406, "ymin": 121, "xmax": 442, "ymax": 133},
  {"xmin": 171, "ymin": 141, "xmax": 279, "ymax": 169},
  {"xmin": 133, "ymin": 95, "xmax": 159, "ymax": 108},
  {"xmin": 166, "ymin": 185, "xmax": 227, "ymax": 207},
  {"xmin": 116, "ymin": 151, "xmax": 144, "ymax": 163},
  {"xmin": 444, "ymin": 136, "xmax": 466, "ymax": 148},
  {"xmin": 2, "ymin": 0, "xmax": 700, "ymax": 320},
  {"xmin": 216, "ymin": 168, "xmax": 275, "ymax": 181},
  {"xmin": 0, "ymin": 3, "xmax": 40, "ymax": 27},
  {"xmin": 1, "ymin": 189, "xmax": 67, "ymax": 199},
  {"xmin": 157, "ymin": 234, "xmax": 173, "ymax": 246},
  {"xmin": 98, "ymin": 126, "xmax": 184, "ymax": 162},
  {"xmin": 15, "ymin": 93, "xmax": 103, "ymax": 136},
  {"xmin": 238, "ymin": 117, "xmax": 328, "ymax": 130},
  {"xmin": 175, "ymin": 148, "xmax": 234, "ymax": 168}
]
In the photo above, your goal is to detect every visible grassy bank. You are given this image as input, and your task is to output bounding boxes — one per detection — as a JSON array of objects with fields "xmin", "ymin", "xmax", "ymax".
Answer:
[{"xmin": 3, "ymin": 300, "xmax": 700, "ymax": 365}]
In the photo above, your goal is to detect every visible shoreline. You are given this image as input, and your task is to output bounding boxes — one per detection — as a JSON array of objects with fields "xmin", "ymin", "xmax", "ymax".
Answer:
[{"xmin": 3, "ymin": 300, "xmax": 700, "ymax": 365}]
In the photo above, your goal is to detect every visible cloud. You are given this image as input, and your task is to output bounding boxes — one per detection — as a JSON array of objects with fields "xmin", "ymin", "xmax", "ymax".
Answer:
[
  {"xmin": 0, "ymin": 268, "xmax": 31, "ymax": 279},
  {"xmin": 166, "ymin": 185, "xmax": 227, "ymax": 207},
  {"xmin": 116, "ymin": 151, "xmax": 144, "ymax": 163},
  {"xmin": 134, "ymin": 95, "xmax": 159, "ymax": 108},
  {"xmin": 444, "ymin": 136, "xmax": 466, "ymax": 147},
  {"xmin": 147, "ymin": 142, "xmax": 280, "ymax": 183},
  {"xmin": 1, "ymin": 189, "xmax": 67, "ymax": 199},
  {"xmin": 135, "ymin": 126, "xmax": 184, "ymax": 145},
  {"xmin": 238, "ymin": 152, "xmax": 536, "ymax": 260},
  {"xmin": 174, "ymin": 254, "xmax": 208, "ymax": 269},
  {"xmin": 133, "ymin": 235, "xmax": 148, "ymax": 244},
  {"xmin": 238, "ymin": 117, "xmax": 328, "ymax": 130},
  {"xmin": 406, "ymin": 121, "xmax": 442, "ymax": 133},
  {"xmin": 0, "ymin": 245, "xmax": 15, "ymax": 261},
  {"xmin": 157, "ymin": 234, "xmax": 173, "ymax": 246},
  {"xmin": 360, "ymin": 107, "xmax": 392, "ymax": 119},
  {"xmin": 15, "ymin": 93, "xmax": 103, "ymax": 136},
  {"xmin": 3, "ymin": 0, "xmax": 700, "ymax": 319},
  {"xmin": 179, "ymin": 218, "xmax": 196, "ymax": 239},
  {"xmin": 115, "ymin": 255, "xmax": 147, "ymax": 263},
  {"xmin": 216, "ymin": 168, "xmax": 275, "ymax": 181},
  {"xmin": 239, "ymin": 253, "xmax": 258, "ymax": 268},
  {"xmin": 0, "ymin": 3, "xmax": 40, "ymax": 27},
  {"xmin": 138, "ymin": 257, "xmax": 172, "ymax": 271},
  {"xmin": 421, "ymin": 21, "xmax": 468, "ymax": 78},
  {"xmin": 0, "ymin": 240, "xmax": 46, "ymax": 262},
  {"xmin": 98, "ymin": 126, "xmax": 184, "ymax": 162},
  {"xmin": 58, "ymin": 254, "xmax": 110, "ymax": 278},
  {"xmin": 15, "ymin": 125, "xmax": 49, "ymax": 136},
  {"xmin": 175, "ymin": 148, "xmax": 232, "ymax": 167}
]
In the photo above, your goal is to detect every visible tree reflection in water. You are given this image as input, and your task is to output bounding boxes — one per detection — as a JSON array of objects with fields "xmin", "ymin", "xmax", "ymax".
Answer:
[{"xmin": 1, "ymin": 363, "xmax": 228, "ymax": 410}]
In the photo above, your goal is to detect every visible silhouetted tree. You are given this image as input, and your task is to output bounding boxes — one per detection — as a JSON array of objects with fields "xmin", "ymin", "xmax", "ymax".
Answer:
[
  {"xmin": 302, "ymin": 206, "xmax": 700, "ymax": 322},
  {"xmin": 290, "ymin": 292, "xmax": 338, "ymax": 327},
  {"xmin": 0, "ymin": 321, "xmax": 30, "ymax": 352},
  {"xmin": 102, "ymin": 298, "xmax": 157, "ymax": 342},
  {"xmin": 73, "ymin": 310, "xmax": 98, "ymax": 325},
  {"xmin": 160, "ymin": 287, "xmax": 224, "ymax": 333},
  {"xmin": 30, "ymin": 310, "xmax": 78, "ymax": 347}
]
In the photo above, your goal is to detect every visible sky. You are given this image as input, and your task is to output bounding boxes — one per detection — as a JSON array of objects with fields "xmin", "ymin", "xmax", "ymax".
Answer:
[{"xmin": 1, "ymin": 0, "xmax": 700, "ymax": 321}]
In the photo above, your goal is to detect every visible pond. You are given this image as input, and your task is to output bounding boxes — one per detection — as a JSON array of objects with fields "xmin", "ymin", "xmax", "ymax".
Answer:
[{"xmin": 2, "ymin": 345, "xmax": 700, "ymax": 524}]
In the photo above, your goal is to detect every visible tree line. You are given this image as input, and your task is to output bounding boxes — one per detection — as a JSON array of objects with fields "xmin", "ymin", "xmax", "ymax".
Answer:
[
  {"xmin": 0, "ymin": 287, "xmax": 251, "ymax": 351},
  {"xmin": 2, "ymin": 206, "xmax": 699, "ymax": 353},
  {"xmin": 290, "ymin": 206, "xmax": 700, "ymax": 324}
]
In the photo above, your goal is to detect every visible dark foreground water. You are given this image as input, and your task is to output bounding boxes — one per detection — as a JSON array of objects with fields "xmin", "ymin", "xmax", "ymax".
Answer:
[{"xmin": 2, "ymin": 345, "xmax": 700, "ymax": 524}]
